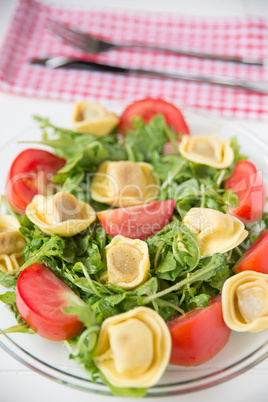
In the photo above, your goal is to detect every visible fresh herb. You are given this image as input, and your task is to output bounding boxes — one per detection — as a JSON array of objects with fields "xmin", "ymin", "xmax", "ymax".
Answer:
[
  {"xmin": 124, "ymin": 114, "xmax": 177, "ymax": 162},
  {"xmin": 0, "ymin": 291, "xmax": 34, "ymax": 334},
  {"xmin": 0, "ymin": 270, "xmax": 17, "ymax": 288}
]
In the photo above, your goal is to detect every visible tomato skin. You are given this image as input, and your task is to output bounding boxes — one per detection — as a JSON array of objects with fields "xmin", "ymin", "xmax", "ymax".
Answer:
[
  {"xmin": 234, "ymin": 229, "xmax": 268, "ymax": 274},
  {"xmin": 224, "ymin": 160, "xmax": 266, "ymax": 224},
  {"xmin": 15, "ymin": 264, "xmax": 84, "ymax": 341},
  {"xmin": 97, "ymin": 199, "xmax": 176, "ymax": 240},
  {"xmin": 167, "ymin": 295, "xmax": 231, "ymax": 366},
  {"xmin": 6, "ymin": 149, "xmax": 66, "ymax": 214},
  {"xmin": 119, "ymin": 98, "xmax": 190, "ymax": 135}
]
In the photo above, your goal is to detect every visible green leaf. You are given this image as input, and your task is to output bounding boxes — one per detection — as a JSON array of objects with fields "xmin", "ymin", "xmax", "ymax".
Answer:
[
  {"xmin": 230, "ymin": 137, "xmax": 248, "ymax": 162},
  {"xmin": 0, "ymin": 271, "xmax": 17, "ymax": 288},
  {"xmin": 207, "ymin": 264, "xmax": 233, "ymax": 291},
  {"xmin": 156, "ymin": 220, "xmax": 200, "ymax": 271},
  {"xmin": 156, "ymin": 250, "xmax": 182, "ymax": 281},
  {"xmin": 93, "ymin": 299, "xmax": 120, "ymax": 323},
  {"xmin": 194, "ymin": 254, "xmax": 227, "ymax": 281},
  {"xmin": 132, "ymin": 277, "xmax": 158, "ymax": 296},
  {"xmin": 20, "ymin": 235, "xmax": 64, "ymax": 271},
  {"xmin": 99, "ymin": 372, "xmax": 147, "ymax": 398},
  {"xmin": 0, "ymin": 324, "xmax": 35, "ymax": 335},
  {"xmin": 105, "ymin": 293, "xmax": 126, "ymax": 306},
  {"xmin": 189, "ymin": 293, "xmax": 210, "ymax": 309},
  {"xmin": 0, "ymin": 291, "xmax": 16, "ymax": 303},
  {"xmin": 64, "ymin": 304, "xmax": 99, "ymax": 328},
  {"xmin": 125, "ymin": 115, "xmax": 170, "ymax": 162},
  {"xmin": 143, "ymin": 253, "xmax": 226, "ymax": 305},
  {"xmin": 223, "ymin": 189, "xmax": 239, "ymax": 208},
  {"xmin": 0, "ymin": 291, "xmax": 34, "ymax": 334}
]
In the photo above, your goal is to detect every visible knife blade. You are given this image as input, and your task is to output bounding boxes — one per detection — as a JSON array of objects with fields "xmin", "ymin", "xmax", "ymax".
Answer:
[{"xmin": 29, "ymin": 57, "xmax": 268, "ymax": 95}]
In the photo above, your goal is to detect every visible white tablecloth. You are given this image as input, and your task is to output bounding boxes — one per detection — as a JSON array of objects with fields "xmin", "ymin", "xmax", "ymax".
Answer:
[{"xmin": 0, "ymin": 1, "xmax": 267, "ymax": 402}]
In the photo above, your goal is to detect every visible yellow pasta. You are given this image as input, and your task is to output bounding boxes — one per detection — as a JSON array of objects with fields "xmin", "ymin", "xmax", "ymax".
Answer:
[
  {"xmin": 222, "ymin": 271, "xmax": 268, "ymax": 332},
  {"xmin": 0, "ymin": 215, "xmax": 26, "ymax": 273},
  {"xmin": 0, "ymin": 251, "xmax": 24, "ymax": 273},
  {"xmin": 179, "ymin": 135, "xmax": 234, "ymax": 168},
  {"xmin": 104, "ymin": 235, "xmax": 150, "ymax": 289},
  {"xmin": 94, "ymin": 306, "xmax": 171, "ymax": 388},
  {"xmin": 26, "ymin": 192, "xmax": 96, "ymax": 237},
  {"xmin": 72, "ymin": 102, "xmax": 119, "ymax": 136},
  {"xmin": 91, "ymin": 160, "xmax": 160, "ymax": 207},
  {"xmin": 183, "ymin": 207, "xmax": 248, "ymax": 257}
]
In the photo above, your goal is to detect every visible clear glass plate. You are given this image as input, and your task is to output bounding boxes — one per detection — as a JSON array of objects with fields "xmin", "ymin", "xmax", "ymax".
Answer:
[{"xmin": 0, "ymin": 103, "xmax": 268, "ymax": 397}]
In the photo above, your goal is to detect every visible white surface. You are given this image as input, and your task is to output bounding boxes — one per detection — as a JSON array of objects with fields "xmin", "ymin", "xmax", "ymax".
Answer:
[{"xmin": 0, "ymin": 1, "xmax": 268, "ymax": 402}]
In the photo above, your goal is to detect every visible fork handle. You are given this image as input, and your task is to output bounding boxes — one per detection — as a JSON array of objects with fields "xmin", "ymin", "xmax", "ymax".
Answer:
[{"xmin": 113, "ymin": 42, "xmax": 265, "ymax": 66}]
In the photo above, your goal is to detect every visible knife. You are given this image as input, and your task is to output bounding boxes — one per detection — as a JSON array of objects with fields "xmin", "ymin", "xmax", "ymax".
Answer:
[{"xmin": 30, "ymin": 57, "xmax": 268, "ymax": 95}]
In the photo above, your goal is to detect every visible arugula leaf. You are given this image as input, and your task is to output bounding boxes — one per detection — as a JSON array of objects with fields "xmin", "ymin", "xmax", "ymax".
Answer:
[
  {"xmin": 155, "ymin": 250, "xmax": 180, "ymax": 281},
  {"xmin": 0, "ymin": 291, "xmax": 34, "ymax": 334},
  {"xmin": 0, "ymin": 270, "xmax": 17, "ymax": 288},
  {"xmin": 125, "ymin": 115, "xmax": 174, "ymax": 162},
  {"xmin": 223, "ymin": 189, "xmax": 239, "ymax": 208},
  {"xmin": 132, "ymin": 277, "xmax": 158, "ymax": 296},
  {"xmin": 147, "ymin": 220, "xmax": 200, "ymax": 281},
  {"xmin": 230, "ymin": 137, "xmax": 248, "ymax": 163},
  {"xmin": 65, "ymin": 304, "xmax": 99, "ymax": 328},
  {"xmin": 64, "ymin": 305, "xmax": 101, "ymax": 382},
  {"xmin": 188, "ymin": 293, "xmax": 211, "ymax": 309},
  {"xmin": 142, "ymin": 253, "xmax": 227, "ymax": 306},
  {"xmin": 20, "ymin": 235, "xmax": 64, "ymax": 271},
  {"xmin": 207, "ymin": 263, "xmax": 233, "ymax": 291},
  {"xmin": 99, "ymin": 372, "xmax": 147, "ymax": 398}
]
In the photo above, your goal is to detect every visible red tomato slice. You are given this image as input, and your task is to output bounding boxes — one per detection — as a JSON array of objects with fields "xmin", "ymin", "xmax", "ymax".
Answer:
[
  {"xmin": 119, "ymin": 98, "xmax": 190, "ymax": 135},
  {"xmin": 234, "ymin": 229, "xmax": 268, "ymax": 274},
  {"xmin": 167, "ymin": 295, "xmax": 231, "ymax": 366},
  {"xmin": 6, "ymin": 149, "xmax": 65, "ymax": 214},
  {"xmin": 224, "ymin": 160, "xmax": 266, "ymax": 224},
  {"xmin": 15, "ymin": 264, "xmax": 84, "ymax": 341},
  {"xmin": 97, "ymin": 199, "xmax": 176, "ymax": 240}
]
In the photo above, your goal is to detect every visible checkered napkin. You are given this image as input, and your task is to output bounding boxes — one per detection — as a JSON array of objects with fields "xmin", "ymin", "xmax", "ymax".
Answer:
[{"xmin": 0, "ymin": 0, "xmax": 268, "ymax": 120}]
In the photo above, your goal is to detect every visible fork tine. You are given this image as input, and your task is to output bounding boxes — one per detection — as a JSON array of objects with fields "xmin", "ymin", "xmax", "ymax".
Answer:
[
  {"xmin": 48, "ymin": 20, "xmax": 88, "ymax": 42},
  {"xmin": 47, "ymin": 20, "xmax": 88, "ymax": 49},
  {"xmin": 47, "ymin": 19, "xmax": 112, "ymax": 54}
]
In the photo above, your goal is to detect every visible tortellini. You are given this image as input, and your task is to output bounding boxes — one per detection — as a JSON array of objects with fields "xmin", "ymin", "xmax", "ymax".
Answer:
[
  {"xmin": 0, "ymin": 215, "xmax": 26, "ymax": 273},
  {"xmin": 222, "ymin": 271, "xmax": 268, "ymax": 332},
  {"xmin": 91, "ymin": 160, "xmax": 160, "ymax": 207},
  {"xmin": 179, "ymin": 135, "xmax": 234, "ymax": 168},
  {"xmin": 183, "ymin": 208, "xmax": 248, "ymax": 257},
  {"xmin": 26, "ymin": 192, "xmax": 96, "ymax": 237},
  {"xmin": 93, "ymin": 306, "xmax": 171, "ymax": 388},
  {"xmin": 72, "ymin": 102, "xmax": 119, "ymax": 136},
  {"xmin": 105, "ymin": 235, "xmax": 150, "ymax": 289}
]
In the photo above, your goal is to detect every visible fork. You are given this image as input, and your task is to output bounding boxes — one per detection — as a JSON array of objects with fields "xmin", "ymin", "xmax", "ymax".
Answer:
[{"xmin": 47, "ymin": 19, "xmax": 265, "ymax": 66}]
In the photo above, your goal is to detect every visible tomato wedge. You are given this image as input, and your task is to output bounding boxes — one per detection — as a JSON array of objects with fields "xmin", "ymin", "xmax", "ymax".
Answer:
[
  {"xmin": 15, "ymin": 264, "xmax": 84, "ymax": 341},
  {"xmin": 6, "ymin": 149, "xmax": 66, "ymax": 215},
  {"xmin": 119, "ymin": 98, "xmax": 190, "ymax": 136},
  {"xmin": 97, "ymin": 199, "xmax": 176, "ymax": 240},
  {"xmin": 167, "ymin": 295, "xmax": 231, "ymax": 366},
  {"xmin": 224, "ymin": 160, "xmax": 266, "ymax": 224},
  {"xmin": 234, "ymin": 229, "xmax": 268, "ymax": 275}
]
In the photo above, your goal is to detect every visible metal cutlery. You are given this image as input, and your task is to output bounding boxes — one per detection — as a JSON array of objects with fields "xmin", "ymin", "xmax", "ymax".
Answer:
[
  {"xmin": 47, "ymin": 19, "xmax": 266, "ymax": 66},
  {"xmin": 30, "ymin": 57, "xmax": 268, "ymax": 95}
]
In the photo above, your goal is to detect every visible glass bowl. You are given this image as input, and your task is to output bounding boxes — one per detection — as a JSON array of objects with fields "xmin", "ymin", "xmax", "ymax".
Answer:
[{"xmin": 0, "ymin": 103, "xmax": 268, "ymax": 397}]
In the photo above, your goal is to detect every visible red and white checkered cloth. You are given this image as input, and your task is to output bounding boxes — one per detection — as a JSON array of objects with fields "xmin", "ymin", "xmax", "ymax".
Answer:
[{"xmin": 0, "ymin": 0, "xmax": 268, "ymax": 120}]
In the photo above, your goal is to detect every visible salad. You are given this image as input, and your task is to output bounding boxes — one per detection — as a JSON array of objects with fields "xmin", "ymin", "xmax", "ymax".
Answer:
[{"xmin": 0, "ymin": 98, "xmax": 268, "ymax": 397}]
